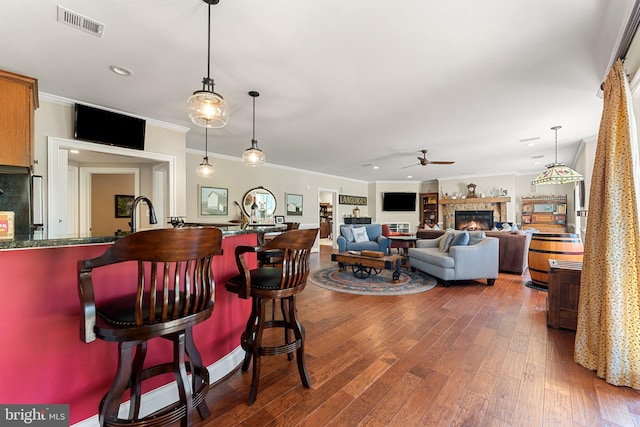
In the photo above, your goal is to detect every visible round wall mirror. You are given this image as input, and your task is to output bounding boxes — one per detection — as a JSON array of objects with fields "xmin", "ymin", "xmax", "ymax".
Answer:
[{"xmin": 242, "ymin": 186, "xmax": 277, "ymax": 222}]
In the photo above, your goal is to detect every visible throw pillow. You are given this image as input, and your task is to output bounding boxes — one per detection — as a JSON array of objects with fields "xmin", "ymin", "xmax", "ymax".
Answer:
[
  {"xmin": 352, "ymin": 226, "xmax": 369, "ymax": 243},
  {"xmin": 468, "ymin": 231, "xmax": 486, "ymax": 245},
  {"xmin": 341, "ymin": 225, "xmax": 355, "ymax": 243},
  {"xmin": 451, "ymin": 230, "xmax": 469, "ymax": 247},
  {"xmin": 438, "ymin": 230, "xmax": 455, "ymax": 252},
  {"xmin": 432, "ymin": 224, "xmax": 440, "ymax": 230}
]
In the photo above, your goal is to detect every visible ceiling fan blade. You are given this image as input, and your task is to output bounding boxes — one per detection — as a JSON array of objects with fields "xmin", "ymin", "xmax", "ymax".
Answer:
[
  {"xmin": 428, "ymin": 161, "xmax": 455, "ymax": 165},
  {"xmin": 401, "ymin": 164, "xmax": 419, "ymax": 169}
]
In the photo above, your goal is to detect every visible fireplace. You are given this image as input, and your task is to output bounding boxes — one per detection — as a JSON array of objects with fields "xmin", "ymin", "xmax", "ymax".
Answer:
[{"xmin": 455, "ymin": 210, "xmax": 494, "ymax": 230}]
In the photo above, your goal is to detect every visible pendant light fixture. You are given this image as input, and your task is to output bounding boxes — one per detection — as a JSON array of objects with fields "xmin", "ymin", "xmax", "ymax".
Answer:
[
  {"xmin": 242, "ymin": 91, "xmax": 265, "ymax": 166},
  {"xmin": 531, "ymin": 126, "xmax": 584, "ymax": 185},
  {"xmin": 187, "ymin": 0, "xmax": 229, "ymax": 128},
  {"xmin": 196, "ymin": 128, "xmax": 215, "ymax": 177}
]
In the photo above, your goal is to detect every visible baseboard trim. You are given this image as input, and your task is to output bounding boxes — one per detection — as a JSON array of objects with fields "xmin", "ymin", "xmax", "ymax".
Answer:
[{"xmin": 72, "ymin": 346, "xmax": 245, "ymax": 427}]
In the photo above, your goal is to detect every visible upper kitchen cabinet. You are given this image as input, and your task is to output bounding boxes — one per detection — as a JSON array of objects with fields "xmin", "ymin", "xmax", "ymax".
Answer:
[{"xmin": 0, "ymin": 70, "xmax": 39, "ymax": 168}]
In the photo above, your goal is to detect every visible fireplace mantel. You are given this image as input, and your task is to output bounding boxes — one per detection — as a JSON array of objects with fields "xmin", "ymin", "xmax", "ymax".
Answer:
[
  {"xmin": 439, "ymin": 196, "xmax": 511, "ymax": 229},
  {"xmin": 440, "ymin": 196, "xmax": 511, "ymax": 205}
]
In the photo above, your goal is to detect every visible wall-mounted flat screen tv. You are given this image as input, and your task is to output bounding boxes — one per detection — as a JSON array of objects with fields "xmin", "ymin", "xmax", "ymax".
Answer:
[
  {"xmin": 382, "ymin": 192, "xmax": 416, "ymax": 211},
  {"xmin": 74, "ymin": 103, "xmax": 146, "ymax": 150}
]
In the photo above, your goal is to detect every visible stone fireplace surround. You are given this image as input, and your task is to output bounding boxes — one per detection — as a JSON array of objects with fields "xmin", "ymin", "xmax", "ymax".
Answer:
[{"xmin": 440, "ymin": 196, "xmax": 511, "ymax": 230}]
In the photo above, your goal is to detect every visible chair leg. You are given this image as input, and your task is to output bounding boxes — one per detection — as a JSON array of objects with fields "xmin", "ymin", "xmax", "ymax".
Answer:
[
  {"xmin": 127, "ymin": 342, "xmax": 147, "ymax": 420},
  {"xmin": 100, "ymin": 341, "xmax": 135, "ymax": 427},
  {"xmin": 288, "ymin": 296, "xmax": 311, "ymax": 389},
  {"xmin": 241, "ymin": 298, "xmax": 259, "ymax": 372},
  {"xmin": 185, "ymin": 328, "xmax": 211, "ymax": 420},
  {"xmin": 172, "ymin": 331, "xmax": 192, "ymax": 427},
  {"xmin": 281, "ymin": 298, "xmax": 294, "ymax": 361},
  {"xmin": 248, "ymin": 298, "xmax": 267, "ymax": 405}
]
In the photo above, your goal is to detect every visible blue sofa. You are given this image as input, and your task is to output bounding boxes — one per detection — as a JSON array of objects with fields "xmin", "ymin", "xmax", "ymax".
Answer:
[{"xmin": 336, "ymin": 224, "xmax": 390, "ymax": 253}]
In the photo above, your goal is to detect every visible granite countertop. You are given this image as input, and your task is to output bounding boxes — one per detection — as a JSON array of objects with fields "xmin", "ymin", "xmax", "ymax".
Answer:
[{"xmin": 0, "ymin": 223, "xmax": 287, "ymax": 250}]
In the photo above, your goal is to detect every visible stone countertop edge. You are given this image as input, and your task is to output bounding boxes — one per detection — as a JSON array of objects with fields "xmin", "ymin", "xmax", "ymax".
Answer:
[{"xmin": 0, "ymin": 226, "xmax": 283, "ymax": 250}]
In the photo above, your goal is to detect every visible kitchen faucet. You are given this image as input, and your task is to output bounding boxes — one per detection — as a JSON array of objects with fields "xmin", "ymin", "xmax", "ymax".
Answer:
[{"xmin": 130, "ymin": 196, "xmax": 158, "ymax": 233}]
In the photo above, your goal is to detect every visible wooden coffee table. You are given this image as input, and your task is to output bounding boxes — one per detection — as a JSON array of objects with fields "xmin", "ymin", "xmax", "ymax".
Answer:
[{"xmin": 331, "ymin": 251, "xmax": 406, "ymax": 281}]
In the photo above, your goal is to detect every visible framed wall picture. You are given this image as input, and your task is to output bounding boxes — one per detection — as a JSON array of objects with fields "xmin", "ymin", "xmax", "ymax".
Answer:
[
  {"xmin": 115, "ymin": 194, "xmax": 134, "ymax": 218},
  {"xmin": 286, "ymin": 193, "xmax": 303, "ymax": 216},
  {"xmin": 275, "ymin": 215, "xmax": 285, "ymax": 224},
  {"xmin": 200, "ymin": 186, "xmax": 228, "ymax": 216}
]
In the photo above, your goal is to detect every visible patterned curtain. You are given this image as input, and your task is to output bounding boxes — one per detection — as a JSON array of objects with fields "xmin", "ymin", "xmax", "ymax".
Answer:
[{"xmin": 574, "ymin": 59, "xmax": 640, "ymax": 388}]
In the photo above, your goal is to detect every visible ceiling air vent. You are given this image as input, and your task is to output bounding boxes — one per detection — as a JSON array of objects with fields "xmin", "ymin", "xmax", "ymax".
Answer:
[{"xmin": 57, "ymin": 6, "xmax": 104, "ymax": 37}]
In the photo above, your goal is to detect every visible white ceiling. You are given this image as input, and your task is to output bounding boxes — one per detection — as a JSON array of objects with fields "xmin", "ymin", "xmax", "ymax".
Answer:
[{"xmin": 0, "ymin": 1, "xmax": 635, "ymax": 182}]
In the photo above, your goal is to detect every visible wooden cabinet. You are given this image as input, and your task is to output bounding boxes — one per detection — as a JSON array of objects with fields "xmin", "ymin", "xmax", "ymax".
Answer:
[
  {"xmin": 419, "ymin": 192, "xmax": 438, "ymax": 228},
  {"xmin": 0, "ymin": 70, "xmax": 39, "ymax": 168},
  {"xmin": 547, "ymin": 259, "xmax": 582, "ymax": 330},
  {"xmin": 521, "ymin": 195, "xmax": 567, "ymax": 233},
  {"xmin": 319, "ymin": 203, "xmax": 332, "ymax": 238}
]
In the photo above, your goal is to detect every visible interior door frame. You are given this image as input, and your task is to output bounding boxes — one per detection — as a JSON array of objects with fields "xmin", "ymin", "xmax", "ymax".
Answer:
[{"xmin": 47, "ymin": 136, "xmax": 176, "ymax": 238}]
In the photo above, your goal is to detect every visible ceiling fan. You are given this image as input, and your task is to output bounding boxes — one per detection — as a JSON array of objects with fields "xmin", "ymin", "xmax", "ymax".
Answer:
[{"xmin": 402, "ymin": 150, "xmax": 455, "ymax": 169}]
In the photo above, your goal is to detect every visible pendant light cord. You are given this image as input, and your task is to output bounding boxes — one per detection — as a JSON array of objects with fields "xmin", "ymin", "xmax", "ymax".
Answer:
[
  {"xmin": 204, "ymin": 128, "xmax": 209, "ymax": 157},
  {"xmin": 554, "ymin": 128, "xmax": 558, "ymax": 164},
  {"xmin": 252, "ymin": 96, "xmax": 256, "ymax": 141},
  {"xmin": 206, "ymin": 2, "xmax": 211, "ymax": 82}
]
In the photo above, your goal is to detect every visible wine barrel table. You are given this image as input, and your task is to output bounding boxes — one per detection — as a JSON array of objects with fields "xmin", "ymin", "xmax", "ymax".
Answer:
[{"xmin": 528, "ymin": 233, "xmax": 584, "ymax": 289}]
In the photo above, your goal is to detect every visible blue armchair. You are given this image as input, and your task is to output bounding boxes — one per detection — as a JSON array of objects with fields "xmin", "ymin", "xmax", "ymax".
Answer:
[{"xmin": 336, "ymin": 224, "xmax": 390, "ymax": 253}]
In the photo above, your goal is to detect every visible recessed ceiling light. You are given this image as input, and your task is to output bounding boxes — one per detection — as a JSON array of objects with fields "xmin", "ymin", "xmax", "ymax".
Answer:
[
  {"xmin": 534, "ymin": 161, "xmax": 541, "ymax": 165},
  {"xmin": 69, "ymin": 149, "xmax": 80, "ymax": 154},
  {"xmin": 520, "ymin": 136, "xmax": 540, "ymax": 146},
  {"xmin": 373, "ymin": 165, "xmax": 379, "ymax": 169},
  {"xmin": 407, "ymin": 175, "xmax": 412, "ymax": 179},
  {"xmin": 109, "ymin": 65, "xmax": 133, "ymax": 77}
]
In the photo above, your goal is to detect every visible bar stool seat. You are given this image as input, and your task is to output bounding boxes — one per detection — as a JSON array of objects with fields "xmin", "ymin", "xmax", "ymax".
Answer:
[
  {"xmin": 78, "ymin": 227, "xmax": 222, "ymax": 427},
  {"xmin": 225, "ymin": 228, "xmax": 318, "ymax": 405}
]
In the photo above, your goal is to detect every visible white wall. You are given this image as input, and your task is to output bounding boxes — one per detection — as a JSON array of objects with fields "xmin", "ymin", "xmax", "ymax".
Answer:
[
  {"xmin": 34, "ymin": 97, "xmax": 188, "ymax": 234},
  {"xmin": 34, "ymin": 96, "xmax": 600, "ymax": 237},
  {"xmin": 371, "ymin": 181, "xmax": 422, "ymax": 229},
  {"xmin": 186, "ymin": 150, "xmax": 368, "ymax": 228}
]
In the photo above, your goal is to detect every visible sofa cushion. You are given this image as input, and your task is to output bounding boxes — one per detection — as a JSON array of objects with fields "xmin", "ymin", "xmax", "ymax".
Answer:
[
  {"xmin": 352, "ymin": 226, "xmax": 369, "ymax": 243},
  {"xmin": 340, "ymin": 225, "xmax": 355, "ymax": 243},
  {"xmin": 439, "ymin": 230, "xmax": 455, "ymax": 252},
  {"xmin": 451, "ymin": 230, "xmax": 469, "ymax": 247},
  {"xmin": 468, "ymin": 230, "xmax": 486, "ymax": 245},
  {"xmin": 410, "ymin": 247, "xmax": 455, "ymax": 268}
]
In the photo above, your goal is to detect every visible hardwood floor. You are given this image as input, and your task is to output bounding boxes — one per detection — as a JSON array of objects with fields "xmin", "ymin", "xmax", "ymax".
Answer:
[{"xmin": 194, "ymin": 246, "xmax": 640, "ymax": 426}]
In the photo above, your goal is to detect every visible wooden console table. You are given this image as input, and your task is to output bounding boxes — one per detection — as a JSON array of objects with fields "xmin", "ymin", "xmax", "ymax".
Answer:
[{"xmin": 547, "ymin": 259, "xmax": 582, "ymax": 331}]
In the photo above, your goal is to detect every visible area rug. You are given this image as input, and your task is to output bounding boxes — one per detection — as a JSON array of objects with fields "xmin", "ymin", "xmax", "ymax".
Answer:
[{"xmin": 308, "ymin": 267, "xmax": 437, "ymax": 296}]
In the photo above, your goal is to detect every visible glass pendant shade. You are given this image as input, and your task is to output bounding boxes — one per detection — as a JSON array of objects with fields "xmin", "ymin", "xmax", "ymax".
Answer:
[
  {"xmin": 187, "ymin": 90, "xmax": 229, "ymax": 128},
  {"xmin": 196, "ymin": 128, "xmax": 214, "ymax": 177},
  {"xmin": 532, "ymin": 125, "xmax": 584, "ymax": 185},
  {"xmin": 187, "ymin": 0, "xmax": 229, "ymax": 128},
  {"xmin": 242, "ymin": 140, "xmax": 265, "ymax": 166},
  {"xmin": 196, "ymin": 157, "xmax": 215, "ymax": 177}
]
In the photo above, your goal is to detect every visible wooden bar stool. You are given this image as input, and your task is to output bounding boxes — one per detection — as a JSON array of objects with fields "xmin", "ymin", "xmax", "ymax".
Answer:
[
  {"xmin": 78, "ymin": 227, "xmax": 222, "ymax": 427},
  {"xmin": 225, "ymin": 228, "xmax": 318, "ymax": 405}
]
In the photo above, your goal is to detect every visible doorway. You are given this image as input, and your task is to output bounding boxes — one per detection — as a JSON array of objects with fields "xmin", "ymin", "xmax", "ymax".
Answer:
[
  {"xmin": 318, "ymin": 188, "xmax": 338, "ymax": 250},
  {"xmin": 47, "ymin": 137, "xmax": 174, "ymax": 238}
]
